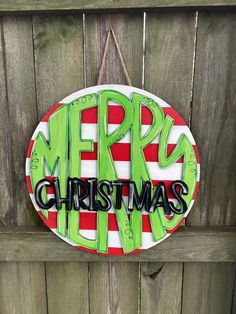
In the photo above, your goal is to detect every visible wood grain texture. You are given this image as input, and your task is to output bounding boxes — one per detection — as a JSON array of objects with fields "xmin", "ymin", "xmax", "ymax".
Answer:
[
  {"xmin": 0, "ymin": 16, "xmax": 47, "ymax": 314},
  {"xmin": 1, "ymin": 16, "xmax": 39, "ymax": 226},
  {"xmin": 187, "ymin": 12, "xmax": 236, "ymax": 228},
  {"xmin": 0, "ymin": 0, "xmax": 236, "ymax": 13},
  {"xmin": 46, "ymin": 262, "xmax": 89, "ymax": 314},
  {"xmin": 85, "ymin": 14, "xmax": 143, "ymax": 88},
  {"xmin": 0, "ymin": 262, "xmax": 47, "ymax": 314},
  {"xmin": 33, "ymin": 14, "xmax": 88, "ymax": 314},
  {"xmin": 141, "ymin": 263, "xmax": 183, "ymax": 314},
  {"xmin": 144, "ymin": 11, "xmax": 196, "ymax": 121},
  {"xmin": 183, "ymin": 263, "xmax": 236, "ymax": 314},
  {"xmin": 89, "ymin": 262, "xmax": 139, "ymax": 314},
  {"xmin": 33, "ymin": 14, "xmax": 84, "ymax": 117},
  {"xmin": 141, "ymin": 11, "xmax": 197, "ymax": 314},
  {"xmin": 232, "ymin": 274, "xmax": 236, "ymax": 314},
  {"xmin": 0, "ymin": 226, "xmax": 235, "ymax": 262},
  {"xmin": 85, "ymin": 13, "xmax": 143, "ymax": 314},
  {"xmin": 182, "ymin": 11, "xmax": 236, "ymax": 314},
  {"xmin": 0, "ymin": 18, "xmax": 14, "ymax": 228}
]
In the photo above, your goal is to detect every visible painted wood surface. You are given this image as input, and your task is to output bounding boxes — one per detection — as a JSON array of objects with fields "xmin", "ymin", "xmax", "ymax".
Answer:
[
  {"xmin": 0, "ymin": 0, "xmax": 236, "ymax": 13},
  {"xmin": 182, "ymin": 11, "xmax": 236, "ymax": 314},
  {"xmin": 0, "ymin": 8, "xmax": 235, "ymax": 314},
  {"xmin": 85, "ymin": 13, "xmax": 143, "ymax": 314}
]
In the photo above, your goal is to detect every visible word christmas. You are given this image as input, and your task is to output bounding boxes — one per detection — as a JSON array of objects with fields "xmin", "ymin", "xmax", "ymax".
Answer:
[
  {"xmin": 27, "ymin": 85, "xmax": 199, "ymax": 255},
  {"xmin": 35, "ymin": 178, "xmax": 188, "ymax": 214}
]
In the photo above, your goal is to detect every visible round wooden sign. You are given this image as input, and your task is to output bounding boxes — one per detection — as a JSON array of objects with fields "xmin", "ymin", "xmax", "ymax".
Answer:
[{"xmin": 26, "ymin": 85, "xmax": 200, "ymax": 255}]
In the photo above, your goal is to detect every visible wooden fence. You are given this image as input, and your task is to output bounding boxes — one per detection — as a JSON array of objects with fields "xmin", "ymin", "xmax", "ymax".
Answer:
[{"xmin": 0, "ymin": 1, "xmax": 235, "ymax": 313}]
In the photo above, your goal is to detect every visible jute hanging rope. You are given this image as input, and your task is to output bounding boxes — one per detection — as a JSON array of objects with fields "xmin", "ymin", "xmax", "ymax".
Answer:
[{"xmin": 97, "ymin": 29, "xmax": 132, "ymax": 86}]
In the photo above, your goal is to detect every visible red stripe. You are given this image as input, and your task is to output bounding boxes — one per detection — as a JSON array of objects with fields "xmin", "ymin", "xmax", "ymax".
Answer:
[
  {"xmin": 79, "ymin": 212, "xmax": 153, "ymax": 232},
  {"xmin": 37, "ymin": 211, "xmax": 57, "ymax": 228},
  {"xmin": 166, "ymin": 217, "xmax": 185, "ymax": 233},
  {"xmin": 75, "ymin": 246, "xmax": 142, "ymax": 256},
  {"xmin": 26, "ymin": 175, "xmax": 33, "ymax": 193},
  {"xmin": 81, "ymin": 106, "xmax": 186, "ymax": 125},
  {"xmin": 40, "ymin": 102, "xmax": 187, "ymax": 126},
  {"xmin": 26, "ymin": 176, "xmax": 55, "ymax": 194},
  {"xmin": 81, "ymin": 143, "xmax": 195, "ymax": 163},
  {"xmin": 41, "ymin": 103, "xmax": 63, "ymax": 122},
  {"xmin": 163, "ymin": 107, "xmax": 186, "ymax": 125},
  {"xmin": 37, "ymin": 210, "xmax": 183, "ymax": 234},
  {"xmin": 26, "ymin": 140, "xmax": 34, "ymax": 158},
  {"xmin": 193, "ymin": 182, "xmax": 199, "ymax": 199}
]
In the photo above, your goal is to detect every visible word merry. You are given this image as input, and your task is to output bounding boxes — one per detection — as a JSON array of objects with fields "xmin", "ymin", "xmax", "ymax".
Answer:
[{"xmin": 29, "ymin": 89, "xmax": 198, "ymax": 252}]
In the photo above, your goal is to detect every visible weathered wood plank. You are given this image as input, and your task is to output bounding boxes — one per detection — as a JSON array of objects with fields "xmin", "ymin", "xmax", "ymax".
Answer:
[
  {"xmin": 232, "ymin": 274, "xmax": 236, "ymax": 314},
  {"xmin": 46, "ymin": 262, "xmax": 89, "ymax": 314},
  {"xmin": 144, "ymin": 11, "xmax": 196, "ymax": 121},
  {"xmin": 33, "ymin": 15, "xmax": 84, "ymax": 117},
  {"xmin": 0, "ymin": 262, "xmax": 47, "ymax": 314},
  {"xmin": 141, "ymin": 263, "xmax": 183, "ymax": 314},
  {"xmin": 1, "ymin": 16, "xmax": 40, "ymax": 226},
  {"xmin": 183, "ymin": 263, "xmax": 236, "ymax": 314},
  {"xmin": 32, "ymin": 14, "xmax": 88, "ymax": 314},
  {"xmin": 0, "ymin": 0, "xmax": 236, "ymax": 14},
  {"xmin": 89, "ymin": 262, "xmax": 139, "ymax": 313},
  {"xmin": 182, "ymin": 11, "xmax": 236, "ymax": 314},
  {"xmin": 141, "ymin": 11, "xmax": 197, "ymax": 314},
  {"xmin": 85, "ymin": 13, "xmax": 143, "ymax": 314},
  {"xmin": 0, "ymin": 16, "xmax": 47, "ymax": 314},
  {"xmin": 85, "ymin": 14, "xmax": 143, "ymax": 88},
  {"xmin": 0, "ymin": 226, "xmax": 235, "ymax": 262},
  {"xmin": 0, "ymin": 18, "xmax": 14, "ymax": 228}
]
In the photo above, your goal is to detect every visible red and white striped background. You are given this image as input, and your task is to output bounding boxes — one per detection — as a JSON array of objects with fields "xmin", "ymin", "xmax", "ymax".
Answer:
[{"xmin": 26, "ymin": 85, "xmax": 200, "ymax": 255}]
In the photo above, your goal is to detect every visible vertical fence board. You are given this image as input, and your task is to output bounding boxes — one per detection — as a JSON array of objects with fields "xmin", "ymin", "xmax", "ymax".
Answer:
[
  {"xmin": 141, "ymin": 11, "xmax": 196, "ymax": 314},
  {"xmin": 85, "ymin": 14, "xmax": 143, "ymax": 88},
  {"xmin": 0, "ymin": 16, "xmax": 47, "ymax": 314},
  {"xmin": 0, "ymin": 262, "xmax": 47, "ymax": 314},
  {"xmin": 85, "ymin": 13, "xmax": 143, "ymax": 314},
  {"xmin": 183, "ymin": 11, "xmax": 236, "ymax": 314},
  {"xmin": 141, "ymin": 263, "xmax": 183, "ymax": 314},
  {"xmin": 33, "ymin": 15, "xmax": 84, "ymax": 117},
  {"xmin": 1, "ymin": 16, "xmax": 40, "ymax": 226},
  {"xmin": 33, "ymin": 14, "xmax": 89, "ymax": 314},
  {"xmin": 0, "ymin": 18, "xmax": 14, "ymax": 228},
  {"xmin": 183, "ymin": 263, "xmax": 235, "ymax": 314},
  {"xmin": 46, "ymin": 262, "xmax": 89, "ymax": 314},
  {"xmin": 89, "ymin": 262, "xmax": 139, "ymax": 314},
  {"xmin": 144, "ymin": 12, "xmax": 196, "ymax": 121}
]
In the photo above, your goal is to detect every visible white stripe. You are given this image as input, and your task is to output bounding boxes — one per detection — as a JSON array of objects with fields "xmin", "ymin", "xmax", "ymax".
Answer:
[
  {"xmin": 60, "ymin": 85, "xmax": 171, "ymax": 108},
  {"xmin": 32, "ymin": 122, "xmax": 49, "ymax": 140},
  {"xmin": 51, "ymin": 228, "xmax": 173, "ymax": 249},
  {"xmin": 25, "ymin": 158, "xmax": 30, "ymax": 176},
  {"xmin": 26, "ymin": 158, "xmax": 200, "ymax": 180},
  {"xmin": 30, "ymin": 194, "xmax": 58, "ymax": 212},
  {"xmin": 80, "ymin": 160, "xmax": 200, "ymax": 181},
  {"xmin": 25, "ymin": 158, "xmax": 59, "ymax": 176}
]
